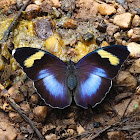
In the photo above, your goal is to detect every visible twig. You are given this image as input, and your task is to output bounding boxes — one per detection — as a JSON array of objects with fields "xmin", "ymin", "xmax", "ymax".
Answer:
[
  {"xmin": 95, "ymin": 0, "xmax": 105, "ymax": 4},
  {"xmin": 0, "ymin": 0, "xmax": 31, "ymax": 43},
  {"xmin": 121, "ymin": 97, "xmax": 133, "ymax": 119},
  {"xmin": 91, "ymin": 111, "xmax": 140, "ymax": 139},
  {"xmin": 117, "ymin": 125, "xmax": 140, "ymax": 131},
  {"xmin": 0, "ymin": 84, "xmax": 45, "ymax": 140},
  {"xmin": 68, "ymin": 111, "xmax": 140, "ymax": 140}
]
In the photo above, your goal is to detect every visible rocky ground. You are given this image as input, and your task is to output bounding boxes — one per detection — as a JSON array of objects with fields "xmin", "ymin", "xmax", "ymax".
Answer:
[{"xmin": 0, "ymin": 0, "xmax": 140, "ymax": 140}]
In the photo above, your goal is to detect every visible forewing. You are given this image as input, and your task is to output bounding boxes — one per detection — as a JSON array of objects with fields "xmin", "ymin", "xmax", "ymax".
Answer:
[
  {"xmin": 13, "ymin": 47, "xmax": 72, "ymax": 109},
  {"xmin": 12, "ymin": 47, "xmax": 67, "ymax": 81},
  {"xmin": 76, "ymin": 45, "xmax": 130, "ymax": 79}
]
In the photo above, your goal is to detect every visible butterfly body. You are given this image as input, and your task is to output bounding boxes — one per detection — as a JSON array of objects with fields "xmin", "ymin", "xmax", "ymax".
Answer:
[
  {"xmin": 67, "ymin": 61, "xmax": 77, "ymax": 90},
  {"xmin": 12, "ymin": 45, "xmax": 130, "ymax": 109}
]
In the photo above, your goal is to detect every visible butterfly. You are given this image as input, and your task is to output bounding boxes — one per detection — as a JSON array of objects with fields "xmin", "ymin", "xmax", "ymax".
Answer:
[{"xmin": 12, "ymin": 45, "xmax": 130, "ymax": 109}]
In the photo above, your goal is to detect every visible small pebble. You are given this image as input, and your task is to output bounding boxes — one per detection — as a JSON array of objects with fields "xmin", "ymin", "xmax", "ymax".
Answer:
[
  {"xmin": 20, "ymin": 102, "xmax": 30, "ymax": 113},
  {"xmin": 98, "ymin": 4, "xmax": 116, "ymax": 15},
  {"xmin": 116, "ymin": 0, "xmax": 126, "ymax": 8},
  {"xmin": 83, "ymin": 32, "xmax": 94, "ymax": 42},
  {"xmin": 17, "ymin": 0, "xmax": 23, "ymax": 9},
  {"xmin": 0, "ymin": 55, "xmax": 4, "ymax": 70},
  {"xmin": 96, "ymin": 36, "xmax": 105, "ymax": 45},
  {"xmin": 132, "ymin": 15, "xmax": 140, "ymax": 27},
  {"xmin": 114, "ymin": 32, "xmax": 120, "ymax": 39},
  {"xmin": 129, "ymin": 58, "xmax": 140, "ymax": 74},
  {"xmin": 136, "ymin": 85, "xmax": 140, "ymax": 94},
  {"xmin": 34, "ymin": 18, "xmax": 53, "ymax": 40},
  {"xmin": 2, "ymin": 102, "xmax": 13, "ymax": 112},
  {"xmin": 97, "ymin": 20, "xmax": 107, "ymax": 33},
  {"xmin": 67, "ymin": 129, "xmax": 74, "ymax": 135},
  {"xmin": 33, "ymin": 106, "xmax": 47, "ymax": 122},
  {"xmin": 42, "ymin": 124, "xmax": 56, "ymax": 135},
  {"xmin": 116, "ymin": 71, "xmax": 137, "ymax": 91},
  {"xmin": 106, "ymin": 23, "xmax": 119, "ymax": 36},
  {"xmin": 74, "ymin": 0, "xmax": 98, "ymax": 19},
  {"xmin": 122, "ymin": 40, "xmax": 127, "ymax": 46},
  {"xmin": 106, "ymin": 36, "xmax": 115, "ymax": 44},
  {"xmin": 0, "ymin": 0, "xmax": 8, "ymax": 10},
  {"xmin": 40, "ymin": 0, "xmax": 53, "ymax": 13},
  {"xmin": 52, "ymin": 7, "xmax": 62, "ymax": 18},
  {"xmin": 132, "ymin": 132, "xmax": 140, "ymax": 140},
  {"xmin": 45, "ymin": 33, "xmax": 63, "ymax": 54},
  {"xmin": 45, "ymin": 134, "xmax": 57, "ymax": 140},
  {"xmin": 127, "ymin": 29, "xmax": 134, "ymax": 38},
  {"xmin": 131, "ymin": 28, "xmax": 140, "ymax": 42},
  {"xmin": 100, "ymin": 41, "xmax": 109, "ymax": 47},
  {"xmin": 30, "ymin": 94, "xmax": 39, "ymax": 104},
  {"xmin": 0, "ymin": 121, "xmax": 17, "ymax": 140},
  {"xmin": 25, "ymin": 4, "xmax": 40, "ymax": 20},
  {"xmin": 63, "ymin": 19, "xmax": 77, "ymax": 29},
  {"xmin": 77, "ymin": 125, "xmax": 85, "ymax": 134},
  {"xmin": 117, "ymin": 5, "xmax": 125, "ymax": 14},
  {"xmin": 113, "ymin": 13, "xmax": 133, "ymax": 28},
  {"xmin": 107, "ymin": 131, "xmax": 125, "ymax": 140},
  {"xmin": 81, "ymin": 138, "xmax": 88, "ymax": 140},
  {"xmin": 127, "ymin": 42, "xmax": 140, "ymax": 58},
  {"xmin": 9, "ymin": 112, "xmax": 23, "ymax": 123},
  {"xmin": 8, "ymin": 82, "xmax": 25, "ymax": 103},
  {"xmin": 51, "ymin": 0, "xmax": 61, "ymax": 8},
  {"xmin": 33, "ymin": 0, "xmax": 43, "ymax": 6},
  {"xmin": 61, "ymin": 0, "xmax": 75, "ymax": 12}
]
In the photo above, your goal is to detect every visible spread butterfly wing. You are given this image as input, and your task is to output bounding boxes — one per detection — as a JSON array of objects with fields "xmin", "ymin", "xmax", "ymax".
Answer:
[
  {"xmin": 12, "ymin": 47, "xmax": 72, "ymax": 109},
  {"xmin": 74, "ymin": 45, "xmax": 130, "ymax": 108}
]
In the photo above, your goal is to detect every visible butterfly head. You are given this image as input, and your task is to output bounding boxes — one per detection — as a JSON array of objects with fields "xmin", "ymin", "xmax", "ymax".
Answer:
[{"xmin": 67, "ymin": 61, "xmax": 75, "ymax": 72}]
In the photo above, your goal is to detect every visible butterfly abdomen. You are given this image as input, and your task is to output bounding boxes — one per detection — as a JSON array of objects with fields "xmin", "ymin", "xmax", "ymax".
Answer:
[{"xmin": 67, "ymin": 74, "xmax": 77, "ymax": 90}]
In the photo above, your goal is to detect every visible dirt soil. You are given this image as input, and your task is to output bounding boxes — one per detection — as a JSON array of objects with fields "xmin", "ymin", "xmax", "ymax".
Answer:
[{"xmin": 0, "ymin": 0, "xmax": 140, "ymax": 140}]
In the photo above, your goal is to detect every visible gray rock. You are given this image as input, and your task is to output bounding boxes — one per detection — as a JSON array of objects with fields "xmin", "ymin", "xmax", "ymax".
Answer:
[
  {"xmin": 131, "ymin": 28, "xmax": 140, "ymax": 42},
  {"xmin": 106, "ymin": 23, "xmax": 120, "ymax": 36}
]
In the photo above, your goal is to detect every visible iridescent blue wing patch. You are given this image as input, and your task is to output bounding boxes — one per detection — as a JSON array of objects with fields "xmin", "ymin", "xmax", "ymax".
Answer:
[
  {"xmin": 74, "ymin": 45, "xmax": 130, "ymax": 108},
  {"xmin": 74, "ymin": 73, "xmax": 112, "ymax": 108},
  {"xmin": 34, "ymin": 73, "xmax": 72, "ymax": 109},
  {"xmin": 13, "ymin": 47, "xmax": 72, "ymax": 109}
]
